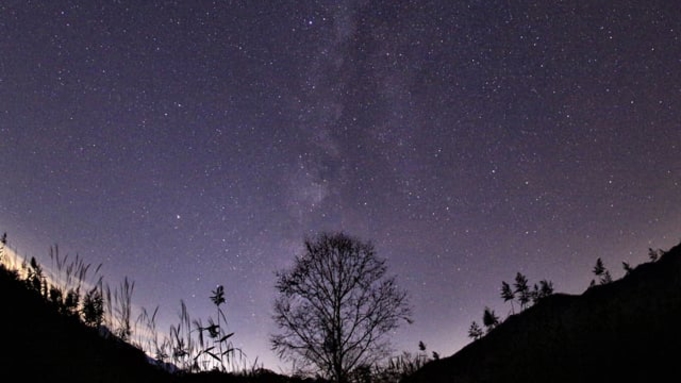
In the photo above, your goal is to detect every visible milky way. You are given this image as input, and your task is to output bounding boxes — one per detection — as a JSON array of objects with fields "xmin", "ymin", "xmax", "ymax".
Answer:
[{"xmin": 1, "ymin": 0, "xmax": 680, "ymax": 370}]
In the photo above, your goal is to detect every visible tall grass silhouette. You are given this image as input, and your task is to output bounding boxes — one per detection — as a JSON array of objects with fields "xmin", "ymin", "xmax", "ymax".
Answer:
[
  {"xmin": 191, "ymin": 285, "xmax": 243, "ymax": 372},
  {"xmin": 47, "ymin": 245, "xmax": 103, "ymax": 317},
  {"xmin": 0, "ymin": 234, "xmax": 247, "ymax": 375}
]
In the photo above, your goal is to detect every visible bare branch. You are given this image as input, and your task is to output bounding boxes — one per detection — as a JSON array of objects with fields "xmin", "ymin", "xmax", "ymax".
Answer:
[{"xmin": 271, "ymin": 232, "xmax": 412, "ymax": 383}]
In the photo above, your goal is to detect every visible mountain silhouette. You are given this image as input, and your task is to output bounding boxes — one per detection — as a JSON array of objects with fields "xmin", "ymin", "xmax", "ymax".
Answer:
[{"xmin": 402, "ymin": 241, "xmax": 681, "ymax": 383}]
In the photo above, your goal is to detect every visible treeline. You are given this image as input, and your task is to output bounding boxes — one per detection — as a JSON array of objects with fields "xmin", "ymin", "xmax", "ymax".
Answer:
[
  {"xmin": 467, "ymin": 272, "xmax": 554, "ymax": 340},
  {"xmin": 467, "ymin": 247, "xmax": 667, "ymax": 341}
]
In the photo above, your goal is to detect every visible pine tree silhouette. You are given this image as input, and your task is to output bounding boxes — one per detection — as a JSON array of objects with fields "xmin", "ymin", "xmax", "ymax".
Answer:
[
  {"xmin": 622, "ymin": 261, "xmax": 633, "ymax": 275},
  {"xmin": 500, "ymin": 281, "xmax": 515, "ymax": 314},
  {"xmin": 482, "ymin": 307, "xmax": 500, "ymax": 333},
  {"xmin": 468, "ymin": 321, "xmax": 484, "ymax": 340},
  {"xmin": 592, "ymin": 258, "xmax": 612, "ymax": 285},
  {"xmin": 514, "ymin": 273, "xmax": 530, "ymax": 310},
  {"xmin": 593, "ymin": 258, "xmax": 605, "ymax": 277}
]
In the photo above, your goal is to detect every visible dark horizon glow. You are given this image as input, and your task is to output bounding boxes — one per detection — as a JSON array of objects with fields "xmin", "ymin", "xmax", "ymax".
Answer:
[{"xmin": 1, "ymin": 0, "xmax": 680, "ymax": 372}]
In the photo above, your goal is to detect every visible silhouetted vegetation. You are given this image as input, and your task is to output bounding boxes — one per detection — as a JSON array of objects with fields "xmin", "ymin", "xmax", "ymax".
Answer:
[
  {"xmin": 500, "ymin": 281, "xmax": 515, "ymax": 314},
  {"xmin": 481, "ymin": 307, "xmax": 500, "ymax": 333},
  {"xmin": 403, "ymin": 240, "xmax": 681, "ymax": 383},
  {"xmin": 82, "ymin": 284, "xmax": 105, "ymax": 327},
  {"xmin": 513, "ymin": 272, "xmax": 531, "ymax": 310},
  {"xmin": 530, "ymin": 279, "xmax": 554, "ymax": 304},
  {"xmin": 622, "ymin": 261, "xmax": 633, "ymax": 275},
  {"xmin": 0, "ymin": 232, "xmax": 254, "ymax": 381},
  {"xmin": 191, "ymin": 285, "xmax": 243, "ymax": 372},
  {"xmin": 0, "ymin": 235, "xmax": 172, "ymax": 382},
  {"xmin": 271, "ymin": 232, "xmax": 412, "ymax": 383},
  {"xmin": 4, "ymin": 227, "xmax": 681, "ymax": 383},
  {"xmin": 590, "ymin": 257, "xmax": 612, "ymax": 287},
  {"xmin": 648, "ymin": 247, "xmax": 664, "ymax": 262},
  {"xmin": 1, "ymin": 230, "xmax": 426, "ymax": 383},
  {"xmin": 0, "ymin": 232, "xmax": 6, "ymax": 262},
  {"xmin": 366, "ymin": 342, "xmax": 436, "ymax": 383},
  {"xmin": 467, "ymin": 321, "xmax": 484, "ymax": 340}
]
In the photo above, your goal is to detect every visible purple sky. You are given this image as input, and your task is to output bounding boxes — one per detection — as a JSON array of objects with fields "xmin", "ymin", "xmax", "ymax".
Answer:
[{"xmin": 1, "ymin": 0, "xmax": 680, "ymax": 371}]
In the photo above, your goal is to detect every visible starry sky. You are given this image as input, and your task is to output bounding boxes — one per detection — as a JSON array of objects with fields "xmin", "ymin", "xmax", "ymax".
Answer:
[{"xmin": 1, "ymin": 0, "xmax": 680, "ymax": 372}]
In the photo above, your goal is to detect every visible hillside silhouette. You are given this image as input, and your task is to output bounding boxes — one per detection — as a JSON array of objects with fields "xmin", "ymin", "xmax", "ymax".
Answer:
[
  {"xmin": 0, "ymin": 254, "xmax": 321, "ymax": 383},
  {"xmin": 402, "ymin": 241, "xmax": 681, "ymax": 383},
  {"xmin": 4, "ymin": 237, "xmax": 681, "ymax": 383},
  {"xmin": 0, "ymin": 260, "xmax": 175, "ymax": 382}
]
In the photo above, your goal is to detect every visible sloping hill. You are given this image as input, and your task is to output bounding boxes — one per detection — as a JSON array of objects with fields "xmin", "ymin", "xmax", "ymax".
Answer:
[
  {"xmin": 0, "ymin": 263, "xmax": 175, "ymax": 383},
  {"xmin": 403, "ymin": 242, "xmax": 681, "ymax": 383},
  {"xmin": 0, "ymin": 254, "xmax": 322, "ymax": 383}
]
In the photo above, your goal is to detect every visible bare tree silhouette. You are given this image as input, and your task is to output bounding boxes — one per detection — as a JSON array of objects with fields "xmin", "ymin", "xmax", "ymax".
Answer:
[{"xmin": 271, "ymin": 232, "xmax": 412, "ymax": 383}]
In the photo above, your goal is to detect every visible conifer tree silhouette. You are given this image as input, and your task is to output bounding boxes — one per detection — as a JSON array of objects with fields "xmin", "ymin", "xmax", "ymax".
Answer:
[
  {"xmin": 538, "ymin": 279, "xmax": 554, "ymax": 298},
  {"xmin": 514, "ymin": 272, "xmax": 531, "ymax": 310},
  {"xmin": 500, "ymin": 281, "xmax": 515, "ymax": 314},
  {"xmin": 468, "ymin": 321, "xmax": 484, "ymax": 340},
  {"xmin": 622, "ymin": 261, "xmax": 633, "ymax": 275},
  {"xmin": 593, "ymin": 258, "xmax": 605, "ymax": 277},
  {"xmin": 482, "ymin": 307, "xmax": 500, "ymax": 333},
  {"xmin": 531, "ymin": 283, "xmax": 540, "ymax": 304},
  {"xmin": 592, "ymin": 258, "xmax": 612, "ymax": 285}
]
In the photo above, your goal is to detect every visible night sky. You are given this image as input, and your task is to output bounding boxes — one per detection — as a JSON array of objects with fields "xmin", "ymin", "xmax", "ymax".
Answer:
[{"xmin": 1, "ymin": 0, "xmax": 680, "ymax": 371}]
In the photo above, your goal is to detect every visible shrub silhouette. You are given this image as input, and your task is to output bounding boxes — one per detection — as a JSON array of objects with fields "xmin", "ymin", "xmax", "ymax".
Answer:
[{"xmin": 648, "ymin": 248, "xmax": 663, "ymax": 262}]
